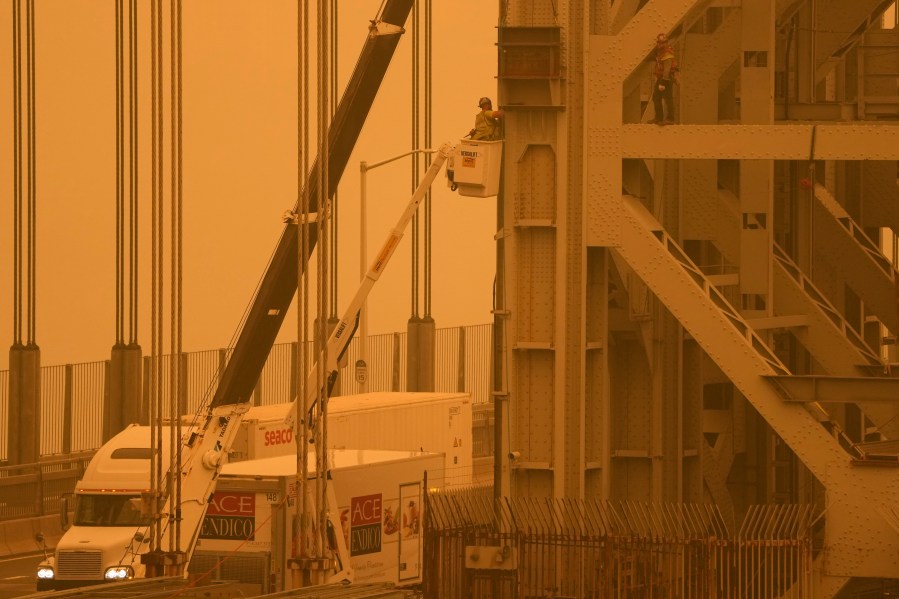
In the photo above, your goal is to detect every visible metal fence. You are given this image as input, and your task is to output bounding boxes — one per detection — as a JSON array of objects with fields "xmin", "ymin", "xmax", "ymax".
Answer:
[
  {"xmin": 0, "ymin": 370, "xmax": 6, "ymax": 461},
  {"xmin": 424, "ymin": 486, "xmax": 816, "ymax": 599},
  {"xmin": 0, "ymin": 453, "xmax": 94, "ymax": 520},
  {"xmin": 37, "ymin": 362, "xmax": 108, "ymax": 456},
  {"xmin": 0, "ymin": 323, "xmax": 493, "ymax": 462}
]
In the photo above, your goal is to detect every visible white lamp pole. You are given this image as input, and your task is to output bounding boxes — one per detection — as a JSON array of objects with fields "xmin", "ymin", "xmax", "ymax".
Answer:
[
  {"xmin": 358, "ymin": 148, "xmax": 438, "ymax": 394},
  {"xmin": 359, "ymin": 161, "xmax": 369, "ymax": 393}
]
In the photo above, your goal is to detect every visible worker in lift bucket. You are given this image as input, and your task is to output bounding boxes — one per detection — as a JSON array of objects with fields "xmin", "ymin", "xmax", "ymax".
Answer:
[
  {"xmin": 468, "ymin": 96, "xmax": 503, "ymax": 140},
  {"xmin": 650, "ymin": 33, "xmax": 678, "ymax": 125}
]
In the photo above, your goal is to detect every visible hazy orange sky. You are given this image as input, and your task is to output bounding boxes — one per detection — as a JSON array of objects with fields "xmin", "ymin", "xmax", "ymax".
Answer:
[{"xmin": 0, "ymin": 1, "xmax": 499, "ymax": 369}]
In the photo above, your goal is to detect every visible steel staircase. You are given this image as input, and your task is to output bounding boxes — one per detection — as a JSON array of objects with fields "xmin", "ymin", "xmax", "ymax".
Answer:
[
  {"xmin": 812, "ymin": 183, "xmax": 897, "ymax": 333},
  {"xmin": 607, "ymin": 193, "xmax": 899, "ymax": 584},
  {"xmin": 686, "ymin": 184, "xmax": 899, "ymax": 437}
]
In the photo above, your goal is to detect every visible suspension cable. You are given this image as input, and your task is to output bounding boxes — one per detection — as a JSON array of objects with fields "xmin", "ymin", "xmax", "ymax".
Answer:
[
  {"xmin": 410, "ymin": 0, "xmax": 420, "ymax": 318},
  {"xmin": 296, "ymin": 0, "xmax": 311, "ymax": 564},
  {"xmin": 12, "ymin": 0, "xmax": 22, "ymax": 346},
  {"xmin": 424, "ymin": 0, "xmax": 432, "ymax": 317},
  {"xmin": 176, "ymin": 0, "xmax": 184, "ymax": 551},
  {"xmin": 149, "ymin": 0, "xmax": 164, "ymax": 553},
  {"xmin": 168, "ymin": 0, "xmax": 185, "ymax": 554},
  {"xmin": 129, "ymin": 0, "xmax": 139, "ymax": 344},
  {"xmin": 116, "ymin": 0, "xmax": 124, "ymax": 345},
  {"xmin": 26, "ymin": 0, "xmax": 36, "ymax": 345},
  {"xmin": 169, "ymin": 0, "xmax": 177, "ymax": 554},
  {"xmin": 316, "ymin": 0, "xmax": 331, "ymax": 564},
  {"xmin": 328, "ymin": 0, "xmax": 338, "ymax": 318}
]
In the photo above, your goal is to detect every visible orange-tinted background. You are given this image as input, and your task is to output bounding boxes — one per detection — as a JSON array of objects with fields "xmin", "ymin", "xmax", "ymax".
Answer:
[{"xmin": 0, "ymin": 1, "xmax": 499, "ymax": 369}]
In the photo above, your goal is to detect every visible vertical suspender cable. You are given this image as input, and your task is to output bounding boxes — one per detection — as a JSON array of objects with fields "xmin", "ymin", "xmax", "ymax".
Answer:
[
  {"xmin": 328, "ymin": 0, "xmax": 338, "ymax": 319},
  {"xmin": 424, "ymin": 0, "xmax": 432, "ymax": 317},
  {"xmin": 168, "ymin": 0, "xmax": 184, "ymax": 553},
  {"xmin": 410, "ymin": 0, "xmax": 419, "ymax": 318},
  {"xmin": 149, "ymin": 0, "xmax": 157, "ymax": 552},
  {"xmin": 115, "ymin": 0, "xmax": 124, "ymax": 345},
  {"xmin": 177, "ymin": 0, "xmax": 184, "ymax": 549},
  {"xmin": 296, "ymin": 0, "xmax": 310, "ymax": 563},
  {"xmin": 129, "ymin": 0, "xmax": 139, "ymax": 343},
  {"xmin": 116, "ymin": 0, "xmax": 139, "ymax": 346},
  {"xmin": 26, "ymin": 0, "xmax": 36, "ymax": 345},
  {"xmin": 12, "ymin": 0, "xmax": 22, "ymax": 347},
  {"xmin": 316, "ymin": 0, "xmax": 330, "ymax": 563},
  {"xmin": 150, "ymin": 0, "xmax": 164, "ymax": 553},
  {"xmin": 168, "ymin": 0, "xmax": 176, "ymax": 553}
]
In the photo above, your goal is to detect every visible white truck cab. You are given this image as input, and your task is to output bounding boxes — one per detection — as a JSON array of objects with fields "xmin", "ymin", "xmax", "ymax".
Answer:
[{"xmin": 37, "ymin": 425, "xmax": 167, "ymax": 589}]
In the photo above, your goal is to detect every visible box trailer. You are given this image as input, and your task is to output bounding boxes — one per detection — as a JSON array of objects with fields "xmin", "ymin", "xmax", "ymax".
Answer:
[
  {"xmin": 233, "ymin": 391, "xmax": 472, "ymax": 487},
  {"xmin": 36, "ymin": 422, "xmax": 440, "ymax": 593},
  {"xmin": 191, "ymin": 449, "xmax": 444, "ymax": 593}
]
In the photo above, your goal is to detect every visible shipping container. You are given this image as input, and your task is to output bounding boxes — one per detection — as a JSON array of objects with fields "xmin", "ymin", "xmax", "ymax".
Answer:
[
  {"xmin": 191, "ymin": 449, "xmax": 444, "ymax": 593},
  {"xmin": 233, "ymin": 391, "xmax": 472, "ymax": 487}
]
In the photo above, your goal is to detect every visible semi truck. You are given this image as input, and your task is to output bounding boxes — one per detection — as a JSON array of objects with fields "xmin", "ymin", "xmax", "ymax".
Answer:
[
  {"xmin": 30, "ymin": 0, "xmax": 503, "ymax": 584},
  {"xmin": 35, "ymin": 138, "xmax": 455, "ymax": 589},
  {"xmin": 233, "ymin": 391, "xmax": 472, "ymax": 486},
  {"xmin": 35, "ymin": 140, "xmax": 454, "ymax": 590},
  {"xmin": 36, "ymin": 422, "xmax": 441, "ymax": 591}
]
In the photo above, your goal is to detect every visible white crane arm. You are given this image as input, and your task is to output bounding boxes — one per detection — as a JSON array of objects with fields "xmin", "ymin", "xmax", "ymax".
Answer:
[{"xmin": 285, "ymin": 141, "xmax": 453, "ymax": 430}]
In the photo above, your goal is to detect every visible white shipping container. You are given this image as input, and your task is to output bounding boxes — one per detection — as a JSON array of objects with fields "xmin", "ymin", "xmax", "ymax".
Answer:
[
  {"xmin": 233, "ymin": 392, "xmax": 472, "ymax": 487},
  {"xmin": 193, "ymin": 449, "xmax": 444, "ymax": 590}
]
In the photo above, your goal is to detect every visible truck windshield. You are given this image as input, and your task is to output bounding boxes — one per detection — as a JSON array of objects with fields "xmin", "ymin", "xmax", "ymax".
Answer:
[{"xmin": 74, "ymin": 494, "xmax": 150, "ymax": 527}]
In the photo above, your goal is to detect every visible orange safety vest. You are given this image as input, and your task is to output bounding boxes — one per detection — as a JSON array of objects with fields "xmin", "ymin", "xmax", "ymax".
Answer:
[{"xmin": 655, "ymin": 43, "xmax": 677, "ymax": 79}]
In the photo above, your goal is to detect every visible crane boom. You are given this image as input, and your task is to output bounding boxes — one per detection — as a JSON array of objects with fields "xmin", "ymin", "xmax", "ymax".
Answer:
[
  {"xmin": 145, "ymin": 1, "xmax": 415, "ymax": 575},
  {"xmin": 210, "ymin": 0, "xmax": 414, "ymax": 409},
  {"xmin": 148, "ymin": 142, "xmax": 451, "ymax": 577},
  {"xmin": 285, "ymin": 142, "xmax": 452, "ymax": 429}
]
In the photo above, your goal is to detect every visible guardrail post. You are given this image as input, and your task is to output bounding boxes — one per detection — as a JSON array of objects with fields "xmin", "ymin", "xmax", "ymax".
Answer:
[
  {"xmin": 457, "ymin": 326, "xmax": 466, "ymax": 393},
  {"xmin": 63, "ymin": 364, "xmax": 73, "ymax": 455},
  {"xmin": 179, "ymin": 353, "xmax": 189, "ymax": 416},
  {"xmin": 391, "ymin": 333, "xmax": 402, "ymax": 392},
  {"xmin": 35, "ymin": 461, "xmax": 44, "ymax": 516},
  {"xmin": 289, "ymin": 342, "xmax": 299, "ymax": 401}
]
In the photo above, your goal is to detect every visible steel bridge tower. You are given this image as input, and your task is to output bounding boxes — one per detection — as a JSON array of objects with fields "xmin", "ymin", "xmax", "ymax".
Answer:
[{"xmin": 494, "ymin": 0, "xmax": 899, "ymax": 593}]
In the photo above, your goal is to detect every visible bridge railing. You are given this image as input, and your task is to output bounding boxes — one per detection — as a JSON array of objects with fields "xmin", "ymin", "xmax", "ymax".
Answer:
[
  {"xmin": 1, "ymin": 323, "xmax": 494, "ymax": 463},
  {"xmin": 0, "ymin": 452, "xmax": 95, "ymax": 521}
]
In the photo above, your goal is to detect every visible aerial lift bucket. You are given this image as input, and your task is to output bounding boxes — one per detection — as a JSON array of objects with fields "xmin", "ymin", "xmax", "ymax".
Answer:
[{"xmin": 447, "ymin": 139, "xmax": 502, "ymax": 198}]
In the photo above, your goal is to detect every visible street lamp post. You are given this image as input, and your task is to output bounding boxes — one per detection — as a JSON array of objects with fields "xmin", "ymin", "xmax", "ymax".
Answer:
[{"xmin": 358, "ymin": 148, "xmax": 438, "ymax": 393}]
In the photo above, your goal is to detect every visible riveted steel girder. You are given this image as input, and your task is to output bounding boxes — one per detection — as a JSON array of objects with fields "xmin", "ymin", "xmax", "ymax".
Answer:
[
  {"xmin": 683, "ymin": 182, "xmax": 899, "ymax": 439},
  {"xmin": 767, "ymin": 375, "xmax": 899, "ymax": 404},
  {"xmin": 591, "ymin": 195, "xmax": 899, "ymax": 578},
  {"xmin": 620, "ymin": 124, "xmax": 899, "ymax": 159},
  {"xmin": 587, "ymin": 20, "xmax": 899, "ymax": 572},
  {"xmin": 506, "ymin": 0, "xmax": 899, "ymax": 588},
  {"xmin": 773, "ymin": 246, "xmax": 884, "ymax": 374},
  {"xmin": 708, "ymin": 186, "xmax": 888, "ymax": 377}
]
